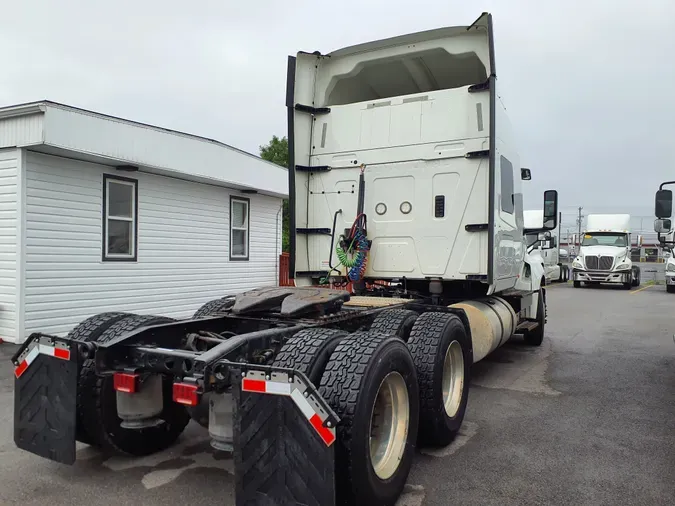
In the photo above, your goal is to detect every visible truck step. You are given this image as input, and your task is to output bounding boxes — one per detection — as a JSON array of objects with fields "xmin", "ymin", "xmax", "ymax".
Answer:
[{"xmin": 516, "ymin": 321, "xmax": 539, "ymax": 332}]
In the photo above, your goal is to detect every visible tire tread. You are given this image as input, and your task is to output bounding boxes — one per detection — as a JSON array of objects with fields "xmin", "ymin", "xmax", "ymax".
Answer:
[
  {"xmin": 273, "ymin": 328, "xmax": 348, "ymax": 383},
  {"xmin": 369, "ymin": 309, "xmax": 419, "ymax": 340}
]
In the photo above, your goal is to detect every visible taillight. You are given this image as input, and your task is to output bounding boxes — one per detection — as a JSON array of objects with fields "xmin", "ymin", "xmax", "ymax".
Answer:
[
  {"xmin": 173, "ymin": 382, "xmax": 200, "ymax": 406},
  {"xmin": 113, "ymin": 373, "xmax": 139, "ymax": 393}
]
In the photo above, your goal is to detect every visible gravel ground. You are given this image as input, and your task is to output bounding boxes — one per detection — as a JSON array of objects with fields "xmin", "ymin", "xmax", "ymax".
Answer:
[{"xmin": 1, "ymin": 282, "xmax": 673, "ymax": 505}]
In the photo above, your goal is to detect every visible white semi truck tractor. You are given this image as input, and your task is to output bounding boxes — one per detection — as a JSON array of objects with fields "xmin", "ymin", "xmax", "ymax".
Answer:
[
  {"xmin": 10, "ymin": 12, "xmax": 559, "ymax": 506},
  {"xmin": 524, "ymin": 209, "xmax": 568, "ymax": 284},
  {"xmin": 571, "ymin": 214, "xmax": 641, "ymax": 289},
  {"xmin": 664, "ymin": 243, "xmax": 675, "ymax": 293},
  {"xmin": 654, "ymin": 182, "xmax": 675, "ymax": 292}
]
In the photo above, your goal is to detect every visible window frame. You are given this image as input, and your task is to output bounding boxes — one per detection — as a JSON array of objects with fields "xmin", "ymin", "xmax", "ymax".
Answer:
[
  {"xmin": 229, "ymin": 196, "xmax": 250, "ymax": 261},
  {"xmin": 500, "ymin": 155, "xmax": 515, "ymax": 214},
  {"xmin": 102, "ymin": 173, "xmax": 138, "ymax": 262}
]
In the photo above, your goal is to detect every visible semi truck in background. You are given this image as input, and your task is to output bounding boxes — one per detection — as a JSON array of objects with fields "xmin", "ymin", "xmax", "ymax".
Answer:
[
  {"xmin": 654, "ymin": 183, "xmax": 675, "ymax": 293},
  {"xmin": 663, "ymin": 237, "xmax": 675, "ymax": 293},
  {"xmin": 10, "ymin": 13, "xmax": 560, "ymax": 506},
  {"xmin": 571, "ymin": 214, "xmax": 641, "ymax": 289},
  {"xmin": 524, "ymin": 209, "xmax": 568, "ymax": 283}
]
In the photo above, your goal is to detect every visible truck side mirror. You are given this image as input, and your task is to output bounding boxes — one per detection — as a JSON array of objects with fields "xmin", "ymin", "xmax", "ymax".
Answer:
[
  {"xmin": 521, "ymin": 168, "xmax": 531, "ymax": 180},
  {"xmin": 654, "ymin": 218, "xmax": 672, "ymax": 234},
  {"xmin": 655, "ymin": 189, "xmax": 672, "ymax": 218},
  {"xmin": 542, "ymin": 190, "xmax": 558, "ymax": 230}
]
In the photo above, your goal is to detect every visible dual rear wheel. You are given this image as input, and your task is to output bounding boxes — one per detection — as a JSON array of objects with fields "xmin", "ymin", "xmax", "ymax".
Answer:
[{"xmin": 275, "ymin": 309, "xmax": 471, "ymax": 505}]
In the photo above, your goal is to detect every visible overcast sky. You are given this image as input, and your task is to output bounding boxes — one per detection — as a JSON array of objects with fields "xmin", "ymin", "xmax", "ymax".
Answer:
[{"xmin": 2, "ymin": 0, "xmax": 674, "ymax": 231}]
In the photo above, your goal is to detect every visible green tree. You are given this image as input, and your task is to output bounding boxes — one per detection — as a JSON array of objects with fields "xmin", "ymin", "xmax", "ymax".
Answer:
[{"xmin": 259, "ymin": 135, "xmax": 290, "ymax": 252}]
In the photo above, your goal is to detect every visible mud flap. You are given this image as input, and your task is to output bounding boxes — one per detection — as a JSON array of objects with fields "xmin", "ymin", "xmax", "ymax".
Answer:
[
  {"xmin": 13, "ymin": 334, "xmax": 78, "ymax": 465},
  {"xmin": 232, "ymin": 366, "xmax": 337, "ymax": 506}
]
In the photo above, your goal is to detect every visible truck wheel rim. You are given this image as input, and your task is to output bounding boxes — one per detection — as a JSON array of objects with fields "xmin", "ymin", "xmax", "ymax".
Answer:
[
  {"xmin": 443, "ymin": 340, "xmax": 464, "ymax": 418},
  {"xmin": 369, "ymin": 371, "xmax": 409, "ymax": 480}
]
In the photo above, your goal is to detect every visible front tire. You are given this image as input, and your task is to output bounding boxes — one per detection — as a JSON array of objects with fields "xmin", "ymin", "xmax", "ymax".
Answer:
[
  {"xmin": 667, "ymin": 285, "xmax": 675, "ymax": 293},
  {"xmin": 320, "ymin": 332, "xmax": 420, "ymax": 506},
  {"xmin": 407, "ymin": 312, "xmax": 471, "ymax": 446},
  {"xmin": 573, "ymin": 280, "xmax": 581, "ymax": 288}
]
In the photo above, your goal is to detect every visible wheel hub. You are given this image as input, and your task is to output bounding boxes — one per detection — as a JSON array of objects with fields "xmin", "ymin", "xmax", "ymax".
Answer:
[
  {"xmin": 442, "ymin": 340, "xmax": 464, "ymax": 418},
  {"xmin": 369, "ymin": 371, "xmax": 410, "ymax": 480}
]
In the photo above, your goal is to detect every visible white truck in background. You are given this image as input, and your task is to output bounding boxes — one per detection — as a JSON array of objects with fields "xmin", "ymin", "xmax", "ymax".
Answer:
[
  {"xmin": 654, "ymin": 184, "xmax": 675, "ymax": 293},
  {"xmin": 524, "ymin": 209, "xmax": 568, "ymax": 284},
  {"xmin": 664, "ymin": 245, "xmax": 675, "ymax": 293},
  {"xmin": 571, "ymin": 213, "xmax": 641, "ymax": 289}
]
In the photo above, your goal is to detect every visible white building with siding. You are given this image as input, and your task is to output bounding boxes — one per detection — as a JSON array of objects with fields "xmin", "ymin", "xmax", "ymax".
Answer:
[{"xmin": 0, "ymin": 101, "xmax": 287, "ymax": 344}]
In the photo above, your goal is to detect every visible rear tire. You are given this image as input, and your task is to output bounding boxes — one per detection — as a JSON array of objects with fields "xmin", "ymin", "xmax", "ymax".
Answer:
[
  {"xmin": 68, "ymin": 312, "xmax": 134, "ymax": 445},
  {"xmin": 79, "ymin": 314, "xmax": 191, "ymax": 456},
  {"xmin": 192, "ymin": 296, "xmax": 235, "ymax": 318},
  {"xmin": 320, "ymin": 332, "xmax": 420, "ymax": 506},
  {"xmin": 369, "ymin": 309, "xmax": 419, "ymax": 341},
  {"xmin": 407, "ymin": 312, "xmax": 471, "ymax": 446},
  {"xmin": 273, "ymin": 328, "xmax": 349, "ymax": 385},
  {"xmin": 188, "ymin": 296, "xmax": 236, "ymax": 427},
  {"xmin": 523, "ymin": 288, "xmax": 545, "ymax": 346}
]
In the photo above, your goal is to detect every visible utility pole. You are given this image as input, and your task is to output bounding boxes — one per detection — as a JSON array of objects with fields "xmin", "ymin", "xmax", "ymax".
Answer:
[{"xmin": 576, "ymin": 207, "xmax": 584, "ymax": 252}]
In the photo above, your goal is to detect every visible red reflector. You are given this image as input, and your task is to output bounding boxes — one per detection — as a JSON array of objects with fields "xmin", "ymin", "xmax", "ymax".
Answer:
[
  {"xmin": 173, "ymin": 382, "xmax": 200, "ymax": 406},
  {"xmin": 113, "ymin": 373, "xmax": 139, "ymax": 393},
  {"xmin": 309, "ymin": 413, "xmax": 336, "ymax": 446},
  {"xmin": 14, "ymin": 360, "xmax": 28, "ymax": 379},
  {"xmin": 54, "ymin": 348, "xmax": 70, "ymax": 360},
  {"xmin": 242, "ymin": 378, "xmax": 266, "ymax": 393}
]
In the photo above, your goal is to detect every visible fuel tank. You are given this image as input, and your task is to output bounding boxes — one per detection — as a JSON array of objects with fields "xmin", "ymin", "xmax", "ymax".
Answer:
[{"xmin": 450, "ymin": 297, "xmax": 517, "ymax": 363}]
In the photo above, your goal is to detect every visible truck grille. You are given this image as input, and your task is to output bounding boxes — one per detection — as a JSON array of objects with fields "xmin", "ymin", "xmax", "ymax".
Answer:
[{"xmin": 585, "ymin": 255, "xmax": 614, "ymax": 270}]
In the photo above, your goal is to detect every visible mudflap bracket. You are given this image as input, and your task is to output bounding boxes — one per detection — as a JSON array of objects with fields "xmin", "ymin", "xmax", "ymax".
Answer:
[
  {"xmin": 13, "ymin": 333, "xmax": 79, "ymax": 465},
  {"xmin": 230, "ymin": 362, "xmax": 338, "ymax": 506}
]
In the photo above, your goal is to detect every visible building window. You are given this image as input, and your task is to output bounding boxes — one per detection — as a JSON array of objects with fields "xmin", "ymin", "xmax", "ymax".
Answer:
[
  {"xmin": 103, "ymin": 174, "xmax": 138, "ymax": 261},
  {"xmin": 230, "ymin": 197, "xmax": 250, "ymax": 260},
  {"xmin": 500, "ymin": 155, "xmax": 514, "ymax": 214}
]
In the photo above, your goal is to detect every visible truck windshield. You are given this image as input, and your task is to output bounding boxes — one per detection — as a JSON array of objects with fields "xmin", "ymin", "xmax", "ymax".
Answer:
[{"xmin": 581, "ymin": 233, "xmax": 627, "ymax": 247}]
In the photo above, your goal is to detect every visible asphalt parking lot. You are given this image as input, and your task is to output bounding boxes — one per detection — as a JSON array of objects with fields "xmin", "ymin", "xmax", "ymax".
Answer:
[{"xmin": 1, "ymin": 282, "xmax": 674, "ymax": 506}]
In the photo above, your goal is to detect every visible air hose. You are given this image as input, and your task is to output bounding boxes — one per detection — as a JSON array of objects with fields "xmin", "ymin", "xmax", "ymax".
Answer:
[
  {"xmin": 336, "ymin": 219, "xmax": 369, "ymax": 281},
  {"xmin": 322, "ymin": 164, "xmax": 370, "ymax": 285}
]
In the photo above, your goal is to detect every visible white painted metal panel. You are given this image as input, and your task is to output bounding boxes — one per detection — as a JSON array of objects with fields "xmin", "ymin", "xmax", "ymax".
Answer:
[
  {"xmin": 23, "ymin": 152, "xmax": 283, "ymax": 340},
  {"xmin": 41, "ymin": 105, "xmax": 287, "ymax": 198},
  {"xmin": 0, "ymin": 148, "xmax": 18, "ymax": 342},
  {"xmin": 0, "ymin": 113, "xmax": 44, "ymax": 149},
  {"xmin": 292, "ymin": 22, "xmax": 492, "ymax": 283}
]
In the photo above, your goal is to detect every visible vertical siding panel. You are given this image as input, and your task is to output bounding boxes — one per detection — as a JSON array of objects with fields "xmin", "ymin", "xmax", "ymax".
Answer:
[
  {"xmin": 23, "ymin": 152, "xmax": 282, "ymax": 339},
  {"xmin": 0, "ymin": 148, "xmax": 18, "ymax": 341},
  {"xmin": 0, "ymin": 114, "xmax": 44, "ymax": 149}
]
